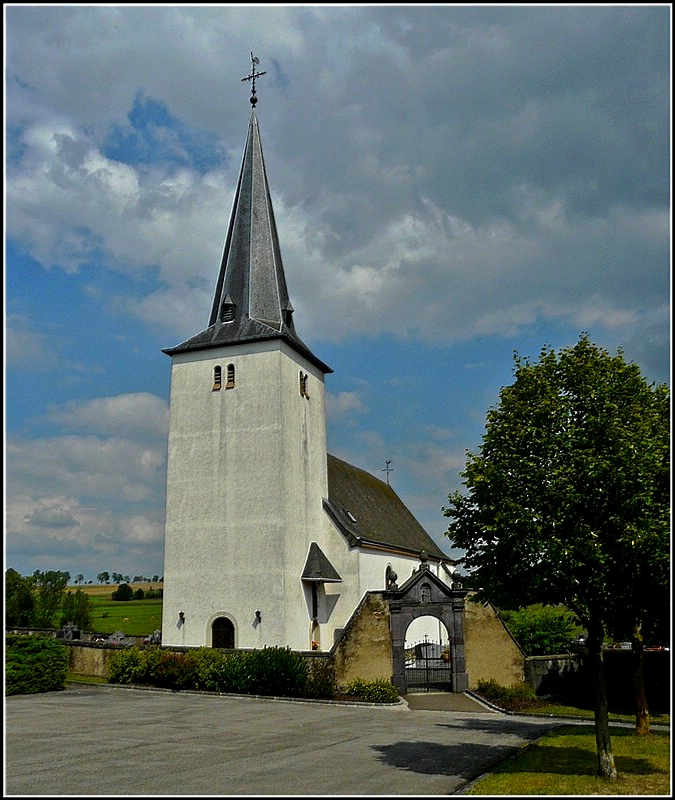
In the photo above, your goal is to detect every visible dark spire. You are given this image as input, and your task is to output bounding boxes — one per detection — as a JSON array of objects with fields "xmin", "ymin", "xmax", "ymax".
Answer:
[{"xmin": 164, "ymin": 60, "xmax": 331, "ymax": 374}]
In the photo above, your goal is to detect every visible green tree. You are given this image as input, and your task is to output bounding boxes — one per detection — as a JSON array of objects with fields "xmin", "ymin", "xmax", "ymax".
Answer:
[
  {"xmin": 60, "ymin": 588, "xmax": 93, "ymax": 630},
  {"xmin": 111, "ymin": 583, "xmax": 133, "ymax": 601},
  {"xmin": 74, "ymin": 574, "xmax": 85, "ymax": 585},
  {"xmin": 601, "ymin": 376, "xmax": 670, "ymax": 736},
  {"xmin": 32, "ymin": 570, "xmax": 70, "ymax": 629},
  {"xmin": 499, "ymin": 605, "xmax": 580, "ymax": 656},
  {"xmin": 443, "ymin": 335, "xmax": 669, "ymax": 780},
  {"xmin": 97, "ymin": 571, "xmax": 110, "ymax": 584},
  {"xmin": 5, "ymin": 568, "xmax": 35, "ymax": 627}
]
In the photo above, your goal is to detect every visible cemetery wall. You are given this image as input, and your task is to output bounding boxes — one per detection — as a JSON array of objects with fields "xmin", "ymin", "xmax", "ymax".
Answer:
[
  {"xmin": 463, "ymin": 600, "xmax": 525, "ymax": 688},
  {"xmin": 331, "ymin": 593, "xmax": 393, "ymax": 688}
]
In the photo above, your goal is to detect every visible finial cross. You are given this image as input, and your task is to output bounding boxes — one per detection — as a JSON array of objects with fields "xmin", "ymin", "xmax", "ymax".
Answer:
[
  {"xmin": 382, "ymin": 459, "xmax": 394, "ymax": 485},
  {"xmin": 241, "ymin": 52, "xmax": 267, "ymax": 107}
]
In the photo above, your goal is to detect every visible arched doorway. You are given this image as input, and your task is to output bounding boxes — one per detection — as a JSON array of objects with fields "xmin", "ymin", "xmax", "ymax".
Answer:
[
  {"xmin": 211, "ymin": 617, "xmax": 235, "ymax": 649},
  {"xmin": 404, "ymin": 615, "xmax": 452, "ymax": 692},
  {"xmin": 386, "ymin": 557, "xmax": 469, "ymax": 694}
]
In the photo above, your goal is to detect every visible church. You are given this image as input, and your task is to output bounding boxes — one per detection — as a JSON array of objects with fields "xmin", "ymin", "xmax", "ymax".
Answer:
[{"xmin": 160, "ymin": 59, "xmax": 459, "ymax": 653}]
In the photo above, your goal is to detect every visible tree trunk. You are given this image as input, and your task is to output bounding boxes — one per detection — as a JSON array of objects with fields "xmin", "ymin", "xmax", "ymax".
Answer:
[
  {"xmin": 586, "ymin": 619, "xmax": 618, "ymax": 780},
  {"xmin": 632, "ymin": 623, "xmax": 650, "ymax": 736}
]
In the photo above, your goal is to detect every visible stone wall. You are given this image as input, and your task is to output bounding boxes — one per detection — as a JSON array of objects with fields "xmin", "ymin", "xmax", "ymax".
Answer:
[
  {"xmin": 64, "ymin": 641, "xmax": 120, "ymax": 678},
  {"xmin": 463, "ymin": 598, "xmax": 525, "ymax": 689},
  {"xmin": 525, "ymin": 654, "xmax": 581, "ymax": 696},
  {"xmin": 330, "ymin": 593, "xmax": 393, "ymax": 689}
]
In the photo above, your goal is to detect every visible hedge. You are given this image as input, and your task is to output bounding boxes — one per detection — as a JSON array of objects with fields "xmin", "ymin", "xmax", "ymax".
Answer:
[{"xmin": 5, "ymin": 635, "xmax": 69, "ymax": 696}]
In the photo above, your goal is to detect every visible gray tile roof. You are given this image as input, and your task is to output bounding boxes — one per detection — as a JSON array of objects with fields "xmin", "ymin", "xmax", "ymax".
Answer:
[
  {"xmin": 324, "ymin": 454, "xmax": 451, "ymax": 561},
  {"xmin": 163, "ymin": 111, "xmax": 331, "ymax": 374},
  {"xmin": 301, "ymin": 542, "xmax": 342, "ymax": 582}
]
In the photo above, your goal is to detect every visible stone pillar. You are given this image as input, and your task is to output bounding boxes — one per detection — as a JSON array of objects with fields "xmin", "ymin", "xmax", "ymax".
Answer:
[
  {"xmin": 389, "ymin": 604, "xmax": 408, "ymax": 694},
  {"xmin": 451, "ymin": 598, "xmax": 469, "ymax": 691}
]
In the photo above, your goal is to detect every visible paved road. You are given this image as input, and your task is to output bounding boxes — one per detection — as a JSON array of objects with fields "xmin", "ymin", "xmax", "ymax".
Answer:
[{"xmin": 5, "ymin": 685, "xmax": 564, "ymax": 796}]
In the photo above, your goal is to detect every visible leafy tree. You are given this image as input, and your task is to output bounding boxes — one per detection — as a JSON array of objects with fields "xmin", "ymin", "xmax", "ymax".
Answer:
[
  {"xmin": 74, "ymin": 574, "xmax": 85, "ymax": 585},
  {"xmin": 499, "ymin": 605, "xmax": 581, "ymax": 656},
  {"xmin": 60, "ymin": 588, "xmax": 93, "ymax": 630},
  {"xmin": 600, "ymin": 376, "xmax": 670, "ymax": 736},
  {"xmin": 5, "ymin": 569, "xmax": 35, "ymax": 627},
  {"xmin": 31, "ymin": 570, "xmax": 70, "ymax": 628},
  {"xmin": 111, "ymin": 583, "xmax": 133, "ymax": 601},
  {"xmin": 97, "ymin": 571, "xmax": 110, "ymax": 584},
  {"xmin": 443, "ymin": 335, "xmax": 669, "ymax": 780}
]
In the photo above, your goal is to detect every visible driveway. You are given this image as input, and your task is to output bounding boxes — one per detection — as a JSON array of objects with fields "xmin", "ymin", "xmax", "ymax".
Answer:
[{"xmin": 5, "ymin": 685, "xmax": 563, "ymax": 795}]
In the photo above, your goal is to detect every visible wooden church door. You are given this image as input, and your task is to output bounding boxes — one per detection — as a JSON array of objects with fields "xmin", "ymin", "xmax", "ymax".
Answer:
[{"xmin": 212, "ymin": 617, "xmax": 235, "ymax": 649}]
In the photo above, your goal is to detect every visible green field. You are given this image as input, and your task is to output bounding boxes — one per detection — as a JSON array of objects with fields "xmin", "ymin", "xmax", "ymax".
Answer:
[{"xmin": 88, "ymin": 595, "xmax": 163, "ymax": 637}]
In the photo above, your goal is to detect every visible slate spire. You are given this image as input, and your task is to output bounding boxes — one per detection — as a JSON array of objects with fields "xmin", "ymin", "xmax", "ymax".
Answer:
[{"xmin": 164, "ymin": 109, "xmax": 330, "ymax": 374}]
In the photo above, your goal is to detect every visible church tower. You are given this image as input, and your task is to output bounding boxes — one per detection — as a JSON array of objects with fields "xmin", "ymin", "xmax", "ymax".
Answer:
[{"xmin": 161, "ymin": 59, "xmax": 332, "ymax": 650}]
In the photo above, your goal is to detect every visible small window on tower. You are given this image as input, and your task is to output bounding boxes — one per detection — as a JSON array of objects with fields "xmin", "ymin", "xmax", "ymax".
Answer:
[
  {"xmin": 220, "ymin": 298, "xmax": 235, "ymax": 322},
  {"xmin": 212, "ymin": 366, "xmax": 222, "ymax": 391},
  {"xmin": 226, "ymin": 363, "xmax": 236, "ymax": 389}
]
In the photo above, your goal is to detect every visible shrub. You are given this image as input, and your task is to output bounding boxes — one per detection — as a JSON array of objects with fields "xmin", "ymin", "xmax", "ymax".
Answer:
[
  {"xmin": 107, "ymin": 646, "xmax": 148, "ymax": 684},
  {"xmin": 246, "ymin": 647, "xmax": 309, "ymax": 697},
  {"xmin": 107, "ymin": 645, "xmax": 312, "ymax": 697},
  {"xmin": 213, "ymin": 651, "xmax": 253, "ymax": 694},
  {"xmin": 152, "ymin": 652, "xmax": 193, "ymax": 690},
  {"xmin": 344, "ymin": 678, "xmax": 399, "ymax": 703},
  {"xmin": 474, "ymin": 678, "xmax": 543, "ymax": 711},
  {"xmin": 305, "ymin": 658, "xmax": 337, "ymax": 699},
  {"xmin": 183, "ymin": 647, "xmax": 227, "ymax": 692},
  {"xmin": 5, "ymin": 635, "xmax": 69, "ymax": 695}
]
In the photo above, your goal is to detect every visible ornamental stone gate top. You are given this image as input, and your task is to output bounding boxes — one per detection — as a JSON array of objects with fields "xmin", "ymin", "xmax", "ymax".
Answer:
[{"xmin": 384, "ymin": 552, "xmax": 469, "ymax": 693}]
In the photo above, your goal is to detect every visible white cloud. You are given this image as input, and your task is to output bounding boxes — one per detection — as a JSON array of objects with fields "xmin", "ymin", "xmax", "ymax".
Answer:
[
  {"xmin": 5, "ymin": 393, "xmax": 168, "ymax": 577},
  {"xmin": 5, "ymin": 314, "xmax": 62, "ymax": 368},
  {"xmin": 44, "ymin": 392, "xmax": 168, "ymax": 442},
  {"xmin": 326, "ymin": 390, "xmax": 366, "ymax": 416}
]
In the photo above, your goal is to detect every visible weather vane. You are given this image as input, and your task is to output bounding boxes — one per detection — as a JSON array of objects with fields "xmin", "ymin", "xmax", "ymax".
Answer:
[
  {"xmin": 241, "ymin": 52, "xmax": 266, "ymax": 107},
  {"xmin": 382, "ymin": 459, "xmax": 394, "ymax": 485}
]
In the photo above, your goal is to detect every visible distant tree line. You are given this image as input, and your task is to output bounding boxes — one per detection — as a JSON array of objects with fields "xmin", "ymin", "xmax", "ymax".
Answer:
[
  {"xmin": 5, "ymin": 569, "xmax": 92, "ymax": 631},
  {"xmin": 111, "ymin": 583, "xmax": 163, "ymax": 601},
  {"xmin": 95, "ymin": 572, "xmax": 162, "ymax": 584}
]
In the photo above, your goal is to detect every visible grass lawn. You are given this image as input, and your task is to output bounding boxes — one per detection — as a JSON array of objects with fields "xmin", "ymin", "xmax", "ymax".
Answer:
[
  {"xmin": 467, "ymin": 725, "xmax": 671, "ymax": 795},
  {"xmin": 523, "ymin": 702, "xmax": 670, "ymax": 726},
  {"xmin": 88, "ymin": 594, "xmax": 162, "ymax": 637}
]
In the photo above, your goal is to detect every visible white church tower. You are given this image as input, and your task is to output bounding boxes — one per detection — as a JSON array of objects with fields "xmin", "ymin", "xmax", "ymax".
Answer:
[
  {"xmin": 161, "ymin": 61, "xmax": 333, "ymax": 650},
  {"xmin": 162, "ymin": 56, "xmax": 459, "ymax": 655}
]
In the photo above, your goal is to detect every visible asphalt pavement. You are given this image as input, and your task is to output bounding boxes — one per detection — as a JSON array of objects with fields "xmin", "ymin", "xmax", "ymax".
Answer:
[{"xmin": 5, "ymin": 684, "xmax": 567, "ymax": 796}]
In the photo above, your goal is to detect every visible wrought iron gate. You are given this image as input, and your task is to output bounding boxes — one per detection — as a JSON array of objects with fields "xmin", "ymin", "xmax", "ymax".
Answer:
[{"xmin": 405, "ymin": 637, "xmax": 453, "ymax": 691}]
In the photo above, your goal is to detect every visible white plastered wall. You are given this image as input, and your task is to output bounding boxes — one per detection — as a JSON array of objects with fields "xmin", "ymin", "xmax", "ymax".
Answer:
[{"xmin": 161, "ymin": 339, "xmax": 330, "ymax": 650}]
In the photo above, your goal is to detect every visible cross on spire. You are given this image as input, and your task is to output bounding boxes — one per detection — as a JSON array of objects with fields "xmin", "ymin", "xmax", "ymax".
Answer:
[
  {"xmin": 382, "ymin": 459, "xmax": 394, "ymax": 485},
  {"xmin": 241, "ymin": 52, "xmax": 267, "ymax": 107}
]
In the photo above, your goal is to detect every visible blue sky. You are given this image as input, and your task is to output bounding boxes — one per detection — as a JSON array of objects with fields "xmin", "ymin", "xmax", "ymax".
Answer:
[{"xmin": 5, "ymin": 5, "xmax": 671, "ymax": 582}]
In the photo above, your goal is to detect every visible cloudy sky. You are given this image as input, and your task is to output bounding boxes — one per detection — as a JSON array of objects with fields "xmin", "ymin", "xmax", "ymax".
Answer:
[{"xmin": 5, "ymin": 4, "xmax": 670, "ymax": 583}]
